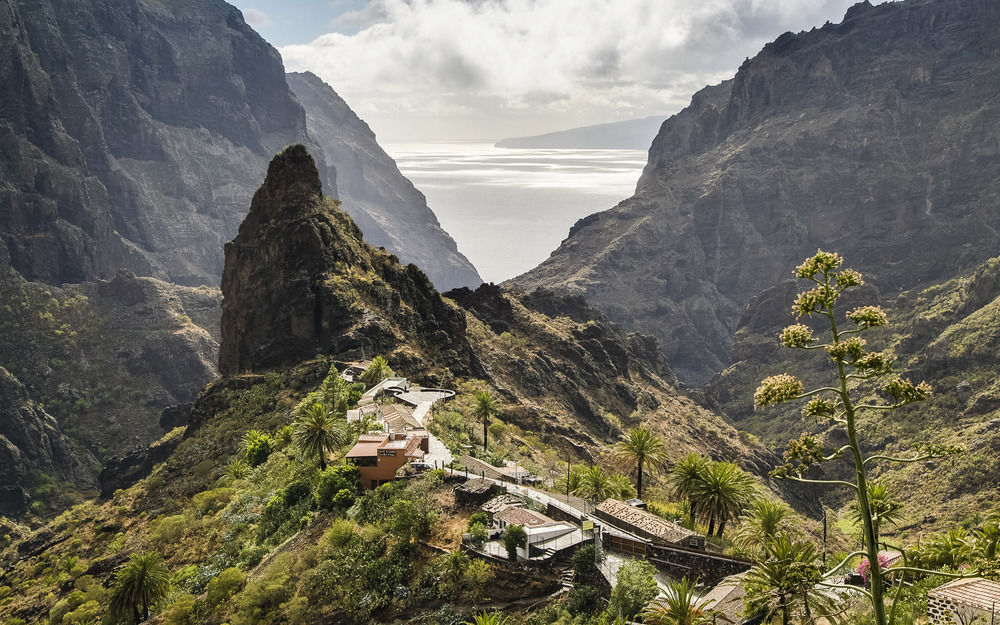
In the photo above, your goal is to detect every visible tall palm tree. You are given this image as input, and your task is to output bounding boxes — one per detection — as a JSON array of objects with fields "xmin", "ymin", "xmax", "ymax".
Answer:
[
  {"xmin": 108, "ymin": 552, "xmax": 171, "ymax": 624},
  {"xmin": 641, "ymin": 577, "xmax": 714, "ymax": 625},
  {"xmin": 733, "ymin": 499, "xmax": 796, "ymax": 560},
  {"xmin": 359, "ymin": 355, "xmax": 393, "ymax": 388},
  {"xmin": 608, "ymin": 472, "xmax": 637, "ymax": 500},
  {"xmin": 690, "ymin": 461, "xmax": 756, "ymax": 537},
  {"xmin": 668, "ymin": 453, "xmax": 709, "ymax": 522},
  {"xmin": 571, "ymin": 465, "xmax": 619, "ymax": 503},
  {"xmin": 293, "ymin": 403, "xmax": 349, "ymax": 470},
  {"xmin": 744, "ymin": 536, "xmax": 835, "ymax": 625},
  {"xmin": 848, "ymin": 480, "xmax": 902, "ymax": 545},
  {"xmin": 470, "ymin": 390, "xmax": 501, "ymax": 451},
  {"xmin": 613, "ymin": 427, "xmax": 669, "ymax": 499}
]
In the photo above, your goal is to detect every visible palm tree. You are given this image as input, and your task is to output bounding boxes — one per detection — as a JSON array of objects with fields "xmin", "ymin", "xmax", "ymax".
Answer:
[
  {"xmin": 470, "ymin": 390, "xmax": 501, "ymax": 450},
  {"xmin": 293, "ymin": 403, "xmax": 349, "ymax": 470},
  {"xmin": 641, "ymin": 577, "xmax": 713, "ymax": 625},
  {"xmin": 613, "ymin": 427, "xmax": 669, "ymax": 499},
  {"xmin": 571, "ymin": 465, "xmax": 634, "ymax": 503},
  {"xmin": 668, "ymin": 453, "xmax": 709, "ymax": 522},
  {"xmin": 848, "ymin": 480, "xmax": 902, "ymax": 545},
  {"xmin": 359, "ymin": 355, "xmax": 393, "ymax": 388},
  {"xmin": 744, "ymin": 536, "xmax": 834, "ymax": 625},
  {"xmin": 108, "ymin": 552, "xmax": 170, "ymax": 624},
  {"xmin": 608, "ymin": 472, "xmax": 637, "ymax": 500},
  {"xmin": 689, "ymin": 461, "xmax": 756, "ymax": 537},
  {"xmin": 732, "ymin": 499, "xmax": 796, "ymax": 559}
]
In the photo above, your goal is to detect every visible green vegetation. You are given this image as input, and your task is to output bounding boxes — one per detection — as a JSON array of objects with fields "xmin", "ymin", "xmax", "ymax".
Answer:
[
  {"xmin": 607, "ymin": 559, "xmax": 659, "ymax": 621},
  {"xmin": 359, "ymin": 356, "xmax": 393, "ymax": 387},
  {"xmin": 292, "ymin": 403, "xmax": 348, "ymax": 470},
  {"xmin": 667, "ymin": 454, "xmax": 755, "ymax": 537},
  {"xmin": 612, "ymin": 427, "xmax": 669, "ymax": 499},
  {"xmin": 755, "ymin": 250, "xmax": 958, "ymax": 625},
  {"xmin": 640, "ymin": 577, "xmax": 712, "ymax": 625},
  {"xmin": 108, "ymin": 552, "xmax": 171, "ymax": 624},
  {"xmin": 503, "ymin": 524, "xmax": 526, "ymax": 560},
  {"xmin": 471, "ymin": 390, "xmax": 502, "ymax": 451}
]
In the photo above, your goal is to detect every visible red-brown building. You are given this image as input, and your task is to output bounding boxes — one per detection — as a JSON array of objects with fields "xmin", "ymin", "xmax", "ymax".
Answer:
[{"xmin": 346, "ymin": 432, "xmax": 428, "ymax": 489}]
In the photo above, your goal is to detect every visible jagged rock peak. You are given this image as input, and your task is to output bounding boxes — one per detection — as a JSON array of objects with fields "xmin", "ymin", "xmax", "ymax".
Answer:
[
  {"xmin": 220, "ymin": 145, "xmax": 476, "ymax": 378},
  {"xmin": 249, "ymin": 144, "xmax": 325, "ymax": 226}
]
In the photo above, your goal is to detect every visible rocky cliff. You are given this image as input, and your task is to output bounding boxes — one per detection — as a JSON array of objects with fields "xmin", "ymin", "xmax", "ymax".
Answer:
[
  {"xmin": 287, "ymin": 72, "xmax": 481, "ymax": 292},
  {"xmin": 0, "ymin": 0, "xmax": 329, "ymax": 287},
  {"xmin": 514, "ymin": 0, "xmax": 1000, "ymax": 384},
  {"xmin": 219, "ymin": 144, "xmax": 477, "ymax": 378}
]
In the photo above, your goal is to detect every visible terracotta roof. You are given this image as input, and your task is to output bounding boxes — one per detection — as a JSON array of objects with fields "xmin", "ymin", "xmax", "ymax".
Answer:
[
  {"xmin": 346, "ymin": 434, "xmax": 388, "ymax": 457},
  {"xmin": 930, "ymin": 578, "xmax": 1000, "ymax": 613},
  {"xmin": 596, "ymin": 499, "xmax": 699, "ymax": 544},
  {"xmin": 700, "ymin": 573, "xmax": 748, "ymax": 624},
  {"xmin": 495, "ymin": 506, "xmax": 554, "ymax": 527}
]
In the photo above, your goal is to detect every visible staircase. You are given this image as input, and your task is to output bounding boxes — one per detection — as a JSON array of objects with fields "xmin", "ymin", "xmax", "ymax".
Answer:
[{"xmin": 560, "ymin": 568, "xmax": 574, "ymax": 591}]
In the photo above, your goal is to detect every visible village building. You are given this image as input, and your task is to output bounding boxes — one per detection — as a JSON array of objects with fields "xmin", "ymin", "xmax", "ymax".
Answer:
[
  {"xmin": 928, "ymin": 577, "xmax": 1000, "ymax": 624},
  {"xmin": 480, "ymin": 494, "xmax": 583, "ymax": 559},
  {"xmin": 345, "ymin": 432, "xmax": 428, "ymax": 489},
  {"xmin": 699, "ymin": 572, "xmax": 762, "ymax": 625},
  {"xmin": 594, "ymin": 498, "xmax": 705, "ymax": 549}
]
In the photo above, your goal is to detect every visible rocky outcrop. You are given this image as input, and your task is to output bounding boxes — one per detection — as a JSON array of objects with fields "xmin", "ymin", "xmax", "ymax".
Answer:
[
  {"xmin": 98, "ymin": 433, "xmax": 182, "ymax": 498},
  {"xmin": 219, "ymin": 145, "xmax": 477, "ymax": 377},
  {"xmin": 0, "ymin": 0, "xmax": 330, "ymax": 287},
  {"xmin": 287, "ymin": 72, "xmax": 482, "ymax": 292},
  {"xmin": 514, "ymin": 0, "xmax": 1000, "ymax": 383},
  {"xmin": 0, "ymin": 366, "xmax": 96, "ymax": 511}
]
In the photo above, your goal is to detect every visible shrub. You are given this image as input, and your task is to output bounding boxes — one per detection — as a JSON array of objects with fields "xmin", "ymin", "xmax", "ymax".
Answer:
[
  {"xmin": 151, "ymin": 515, "xmax": 187, "ymax": 546},
  {"xmin": 467, "ymin": 511, "xmax": 489, "ymax": 529},
  {"xmin": 607, "ymin": 559, "xmax": 659, "ymax": 621},
  {"xmin": 468, "ymin": 522, "xmax": 488, "ymax": 548},
  {"xmin": 314, "ymin": 464, "xmax": 361, "ymax": 510},
  {"xmin": 568, "ymin": 584, "xmax": 602, "ymax": 615},
  {"xmin": 160, "ymin": 594, "xmax": 197, "ymax": 625},
  {"xmin": 243, "ymin": 430, "xmax": 274, "ymax": 467},
  {"xmin": 205, "ymin": 567, "xmax": 246, "ymax": 606},
  {"xmin": 503, "ymin": 525, "xmax": 526, "ymax": 561}
]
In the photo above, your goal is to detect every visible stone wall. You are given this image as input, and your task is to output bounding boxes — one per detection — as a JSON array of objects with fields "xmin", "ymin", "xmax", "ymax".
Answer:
[
  {"xmin": 927, "ymin": 596, "xmax": 995, "ymax": 624},
  {"xmin": 643, "ymin": 541, "xmax": 751, "ymax": 586}
]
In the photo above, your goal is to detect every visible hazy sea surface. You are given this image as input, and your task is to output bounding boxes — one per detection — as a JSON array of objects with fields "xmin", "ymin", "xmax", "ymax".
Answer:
[{"xmin": 383, "ymin": 143, "xmax": 647, "ymax": 284}]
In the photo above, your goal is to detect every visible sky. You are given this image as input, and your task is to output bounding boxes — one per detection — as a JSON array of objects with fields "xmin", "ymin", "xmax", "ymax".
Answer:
[{"xmin": 231, "ymin": 0, "xmax": 885, "ymax": 143}]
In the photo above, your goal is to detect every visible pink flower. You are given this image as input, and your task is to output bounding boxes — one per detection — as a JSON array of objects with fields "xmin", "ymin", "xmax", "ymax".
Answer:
[{"xmin": 857, "ymin": 554, "xmax": 891, "ymax": 583}]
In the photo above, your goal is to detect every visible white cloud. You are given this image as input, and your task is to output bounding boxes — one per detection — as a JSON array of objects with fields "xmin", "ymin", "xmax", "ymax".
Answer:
[
  {"xmin": 242, "ymin": 8, "xmax": 272, "ymax": 30},
  {"xmin": 280, "ymin": 0, "xmax": 878, "ymax": 142}
]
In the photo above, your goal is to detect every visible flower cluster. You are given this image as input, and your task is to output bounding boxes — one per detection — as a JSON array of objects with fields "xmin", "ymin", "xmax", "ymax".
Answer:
[
  {"xmin": 771, "ymin": 434, "xmax": 829, "ymax": 478},
  {"xmin": 754, "ymin": 374, "xmax": 804, "ymax": 409},
  {"xmin": 796, "ymin": 250, "xmax": 843, "ymax": 280},
  {"xmin": 793, "ymin": 287, "xmax": 830, "ymax": 317},
  {"xmin": 802, "ymin": 398, "xmax": 838, "ymax": 420},
  {"xmin": 857, "ymin": 554, "xmax": 891, "ymax": 583},
  {"xmin": 853, "ymin": 351, "xmax": 893, "ymax": 377},
  {"xmin": 835, "ymin": 269, "xmax": 864, "ymax": 289},
  {"xmin": 847, "ymin": 305, "xmax": 889, "ymax": 328},
  {"xmin": 780, "ymin": 324, "xmax": 815, "ymax": 348},
  {"xmin": 826, "ymin": 336, "xmax": 867, "ymax": 362},
  {"xmin": 881, "ymin": 377, "xmax": 933, "ymax": 404}
]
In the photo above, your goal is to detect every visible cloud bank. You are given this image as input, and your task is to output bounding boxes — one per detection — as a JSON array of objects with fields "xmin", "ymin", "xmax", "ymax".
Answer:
[
  {"xmin": 242, "ymin": 7, "xmax": 272, "ymax": 30},
  {"xmin": 280, "ymin": 0, "xmax": 875, "ymax": 141}
]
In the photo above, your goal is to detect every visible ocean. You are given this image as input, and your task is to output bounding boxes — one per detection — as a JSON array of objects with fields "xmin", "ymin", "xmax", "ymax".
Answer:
[{"xmin": 383, "ymin": 143, "xmax": 648, "ymax": 284}]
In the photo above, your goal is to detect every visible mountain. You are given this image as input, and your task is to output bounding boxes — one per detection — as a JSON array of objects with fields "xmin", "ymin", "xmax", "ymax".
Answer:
[
  {"xmin": 495, "ymin": 116, "xmax": 665, "ymax": 149},
  {"xmin": 0, "ymin": 0, "xmax": 480, "ymax": 511},
  {"xmin": 513, "ymin": 0, "xmax": 1000, "ymax": 384},
  {"xmin": 287, "ymin": 72, "xmax": 481, "ymax": 292},
  {"xmin": 0, "ymin": 146, "xmax": 775, "ymax": 623}
]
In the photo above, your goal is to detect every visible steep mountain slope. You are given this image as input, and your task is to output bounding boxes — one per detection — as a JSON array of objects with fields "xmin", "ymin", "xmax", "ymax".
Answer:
[
  {"xmin": 0, "ymin": 268, "xmax": 219, "ymax": 511},
  {"xmin": 514, "ymin": 0, "xmax": 1000, "ymax": 384},
  {"xmin": 707, "ymin": 255, "xmax": 1000, "ymax": 530},
  {"xmin": 0, "ymin": 0, "xmax": 328, "ymax": 286},
  {"xmin": 287, "ymin": 72, "xmax": 482, "ymax": 292},
  {"xmin": 495, "ymin": 115, "xmax": 665, "ymax": 149}
]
